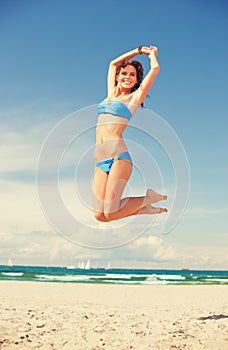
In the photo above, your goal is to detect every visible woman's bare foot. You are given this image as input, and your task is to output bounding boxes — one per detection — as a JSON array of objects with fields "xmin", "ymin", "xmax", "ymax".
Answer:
[
  {"xmin": 140, "ymin": 205, "xmax": 168, "ymax": 215},
  {"xmin": 146, "ymin": 189, "xmax": 167, "ymax": 204}
]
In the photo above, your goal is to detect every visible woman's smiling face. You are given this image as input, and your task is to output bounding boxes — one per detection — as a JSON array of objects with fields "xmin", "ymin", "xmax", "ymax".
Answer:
[{"xmin": 117, "ymin": 65, "xmax": 137, "ymax": 90}]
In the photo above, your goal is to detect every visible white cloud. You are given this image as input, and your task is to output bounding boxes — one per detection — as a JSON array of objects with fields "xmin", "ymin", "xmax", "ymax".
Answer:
[
  {"xmin": 0, "ymin": 230, "xmax": 102, "ymax": 266},
  {"xmin": 0, "ymin": 179, "xmax": 51, "ymax": 233},
  {"xmin": 0, "ymin": 130, "xmax": 40, "ymax": 173},
  {"xmin": 1, "ymin": 227, "xmax": 228, "ymax": 270},
  {"xmin": 125, "ymin": 235, "xmax": 180, "ymax": 262}
]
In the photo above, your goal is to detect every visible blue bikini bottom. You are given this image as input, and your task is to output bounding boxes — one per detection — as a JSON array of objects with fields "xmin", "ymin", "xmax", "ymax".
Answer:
[{"xmin": 96, "ymin": 151, "xmax": 132, "ymax": 174}]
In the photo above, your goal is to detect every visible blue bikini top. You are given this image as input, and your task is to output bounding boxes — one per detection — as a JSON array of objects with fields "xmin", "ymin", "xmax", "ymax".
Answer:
[{"xmin": 97, "ymin": 99, "xmax": 132, "ymax": 120}]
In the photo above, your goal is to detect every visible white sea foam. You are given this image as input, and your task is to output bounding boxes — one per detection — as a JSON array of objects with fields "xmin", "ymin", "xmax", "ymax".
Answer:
[
  {"xmin": 105, "ymin": 273, "xmax": 132, "ymax": 279},
  {"xmin": 206, "ymin": 278, "xmax": 228, "ymax": 283},
  {"xmin": 1, "ymin": 272, "xmax": 24, "ymax": 277},
  {"xmin": 156, "ymin": 274, "xmax": 185, "ymax": 280},
  {"xmin": 36, "ymin": 274, "xmax": 90, "ymax": 281}
]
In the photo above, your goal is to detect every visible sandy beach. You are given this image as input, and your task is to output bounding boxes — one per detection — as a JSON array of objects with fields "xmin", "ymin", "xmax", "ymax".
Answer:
[{"xmin": 0, "ymin": 281, "xmax": 227, "ymax": 349}]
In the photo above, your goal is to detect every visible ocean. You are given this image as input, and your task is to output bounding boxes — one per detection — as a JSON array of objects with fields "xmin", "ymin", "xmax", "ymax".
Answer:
[{"xmin": 0, "ymin": 265, "xmax": 228, "ymax": 285}]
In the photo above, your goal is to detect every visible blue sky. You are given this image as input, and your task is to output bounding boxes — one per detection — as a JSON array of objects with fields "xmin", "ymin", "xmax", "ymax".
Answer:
[{"xmin": 0, "ymin": 0, "xmax": 227, "ymax": 269}]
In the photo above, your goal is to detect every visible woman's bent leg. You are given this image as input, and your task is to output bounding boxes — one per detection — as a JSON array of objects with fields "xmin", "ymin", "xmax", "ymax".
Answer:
[{"xmin": 104, "ymin": 160, "xmax": 167, "ymax": 221}]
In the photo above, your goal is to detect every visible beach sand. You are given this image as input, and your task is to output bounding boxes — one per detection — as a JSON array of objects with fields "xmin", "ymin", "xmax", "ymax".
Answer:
[{"xmin": 0, "ymin": 281, "xmax": 227, "ymax": 349}]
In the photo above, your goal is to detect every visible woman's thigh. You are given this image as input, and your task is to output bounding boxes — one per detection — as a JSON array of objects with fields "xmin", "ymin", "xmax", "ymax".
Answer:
[
  {"xmin": 92, "ymin": 167, "xmax": 108, "ymax": 214},
  {"xmin": 104, "ymin": 160, "xmax": 132, "ymax": 214}
]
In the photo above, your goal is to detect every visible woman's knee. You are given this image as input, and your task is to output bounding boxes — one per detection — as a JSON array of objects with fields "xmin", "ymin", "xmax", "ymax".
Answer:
[
  {"xmin": 94, "ymin": 212, "xmax": 110, "ymax": 222},
  {"xmin": 103, "ymin": 211, "xmax": 118, "ymax": 221}
]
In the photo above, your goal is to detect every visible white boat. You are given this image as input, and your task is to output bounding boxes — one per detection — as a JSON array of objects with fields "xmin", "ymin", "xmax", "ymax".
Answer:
[
  {"xmin": 66, "ymin": 265, "xmax": 75, "ymax": 269},
  {"xmin": 105, "ymin": 262, "xmax": 111, "ymax": 270},
  {"xmin": 85, "ymin": 259, "xmax": 90, "ymax": 270},
  {"xmin": 7, "ymin": 258, "xmax": 13, "ymax": 267},
  {"xmin": 77, "ymin": 261, "xmax": 85, "ymax": 269}
]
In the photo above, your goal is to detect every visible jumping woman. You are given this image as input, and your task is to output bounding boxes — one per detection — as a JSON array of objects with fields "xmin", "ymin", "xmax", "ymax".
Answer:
[{"xmin": 93, "ymin": 45, "xmax": 167, "ymax": 222}]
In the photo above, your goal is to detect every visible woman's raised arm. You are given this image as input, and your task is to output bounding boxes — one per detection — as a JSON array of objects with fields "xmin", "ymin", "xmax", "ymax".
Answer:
[{"xmin": 133, "ymin": 46, "xmax": 160, "ymax": 105}]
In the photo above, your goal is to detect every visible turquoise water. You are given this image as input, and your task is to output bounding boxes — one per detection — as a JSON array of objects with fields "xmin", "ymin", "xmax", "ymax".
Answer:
[{"xmin": 0, "ymin": 265, "xmax": 228, "ymax": 285}]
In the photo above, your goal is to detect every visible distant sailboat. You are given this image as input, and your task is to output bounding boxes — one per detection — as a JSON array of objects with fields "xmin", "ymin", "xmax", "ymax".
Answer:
[
  {"xmin": 77, "ymin": 261, "xmax": 85, "ymax": 269},
  {"xmin": 105, "ymin": 262, "xmax": 111, "ymax": 270},
  {"xmin": 7, "ymin": 258, "xmax": 13, "ymax": 267},
  {"xmin": 85, "ymin": 259, "xmax": 90, "ymax": 270}
]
